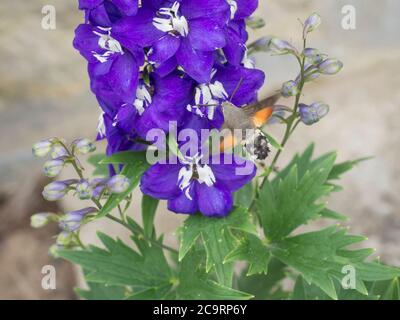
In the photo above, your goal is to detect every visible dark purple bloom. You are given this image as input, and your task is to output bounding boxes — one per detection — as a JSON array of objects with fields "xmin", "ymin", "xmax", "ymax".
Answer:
[
  {"xmin": 141, "ymin": 153, "xmax": 256, "ymax": 217},
  {"xmin": 112, "ymin": 0, "xmax": 231, "ymax": 82}
]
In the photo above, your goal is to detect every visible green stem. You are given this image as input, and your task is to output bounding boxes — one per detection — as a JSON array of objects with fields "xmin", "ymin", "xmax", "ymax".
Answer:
[
  {"xmin": 63, "ymin": 141, "xmax": 177, "ymax": 255},
  {"xmin": 249, "ymin": 39, "xmax": 307, "ymax": 212}
]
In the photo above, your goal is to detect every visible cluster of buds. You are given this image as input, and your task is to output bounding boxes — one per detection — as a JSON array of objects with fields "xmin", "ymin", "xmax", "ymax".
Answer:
[
  {"xmin": 31, "ymin": 137, "xmax": 131, "ymax": 251},
  {"xmin": 268, "ymin": 13, "xmax": 342, "ymax": 126}
]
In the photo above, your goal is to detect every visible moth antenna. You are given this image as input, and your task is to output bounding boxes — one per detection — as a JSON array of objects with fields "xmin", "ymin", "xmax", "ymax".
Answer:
[{"xmin": 229, "ymin": 77, "xmax": 244, "ymax": 103}]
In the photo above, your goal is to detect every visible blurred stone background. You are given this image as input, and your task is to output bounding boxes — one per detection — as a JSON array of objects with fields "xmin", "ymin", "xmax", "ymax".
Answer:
[{"xmin": 0, "ymin": 0, "xmax": 399, "ymax": 299}]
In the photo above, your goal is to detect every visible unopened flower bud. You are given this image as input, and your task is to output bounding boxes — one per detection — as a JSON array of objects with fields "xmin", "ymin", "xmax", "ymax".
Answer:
[
  {"xmin": 92, "ymin": 185, "xmax": 106, "ymax": 199},
  {"xmin": 56, "ymin": 231, "xmax": 75, "ymax": 246},
  {"xmin": 303, "ymin": 48, "xmax": 325, "ymax": 64},
  {"xmin": 269, "ymin": 38, "xmax": 298, "ymax": 55},
  {"xmin": 43, "ymin": 158, "xmax": 66, "ymax": 177},
  {"xmin": 318, "ymin": 58, "xmax": 343, "ymax": 75},
  {"xmin": 72, "ymin": 138, "xmax": 96, "ymax": 154},
  {"xmin": 76, "ymin": 180, "xmax": 93, "ymax": 200},
  {"xmin": 303, "ymin": 13, "xmax": 322, "ymax": 37},
  {"xmin": 281, "ymin": 80, "xmax": 299, "ymax": 97},
  {"xmin": 248, "ymin": 37, "xmax": 270, "ymax": 53},
  {"xmin": 302, "ymin": 66, "xmax": 321, "ymax": 82},
  {"xmin": 107, "ymin": 175, "xmax": 130, "ymax": 194},
  {"xmin": 50, "ymin": 145, "xmax": 68, "ymax": 159},
  {"xmin": 31, "ymin": 213, "xmax": 54, "ymax": 228},
  {"xmin": 32, "ymin": 138, "xmax": 56, "ymax": 157},
  {"xmin": 246, "ymin": 16, "xmax": 266, "ymax": 29},
  {"xmin": 42, "ymin": 180, "xmax": 73, "ymax": 201},
  {"xmin": 299, "ymin": 102, "xmax": 330, "ymax": 125},
  {"xmin": 59, "ymin": 207, "xmax": 97, "ymax": 232}
]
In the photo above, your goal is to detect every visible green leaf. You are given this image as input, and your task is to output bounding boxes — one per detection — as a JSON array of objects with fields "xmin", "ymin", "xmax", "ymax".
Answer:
[
  {"xmin": 99, "ymin": 150, "xmax": 148, "ymax": 165},
  {"xmin": 292, "ymin": 276, "xmax": 379, "ymax": 300},
  {"xmin": 271, "ymin": 226, "xmax": 400, "ymax": 300},
  {"xmin": 225, "ymin": 233, "xmax": 270, "ymax": 276},
  {"xmin": 76, "ymin": 281, "xmax": 126, "ymax": 300},
  {"xmin": 141, "ymin": 195, "xmax": 159, "ymax": 238},
  {"xmin": 234, "ymin": 182, "xmax": 254, "ymax": 208},
  {"xmin": 275, "ymin": 143, "xmax": 315, "ymax": 182},
  {"xmin": 87, "ymin": 153, "xmax": 109, "ymax": 176},
  {"xmin": 237, "ymin": 258, "xmax": 288, "ymax": 300},
  {"xmin": 176, "ymin": 249, "xmax": 253, "ymax": 300},
  {"xmin": 257, "ymin": 153, "xmax": 336, "ymax": 241},
  {"xmin": 261, "ymin": 130, "xmax": 283, "ymax": 150},
  {"xmin": 369, "ymin": 278, "xmax": 400, "ymax": 300},
  {"xmin": 59, "ymin": 232, "xmax": 173, "ymax": 295},
  {"xmin": 328, "ymin": 157, "xmax": 371, "ymax": 181},
  {"xmin": 178, "ymin": 207, "xmax": 257, "ymax": 286},
  {"xmin": 319, "ymin": 208, "xmax": 347, "ymax": 221},
  {"xmin": 97, "ymin": 153, "xmax": 149, "ymax": 218}
]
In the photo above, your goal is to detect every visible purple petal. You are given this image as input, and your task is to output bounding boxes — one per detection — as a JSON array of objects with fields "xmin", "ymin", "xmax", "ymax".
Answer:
[
  {"xmin": 73, "ymin": 24, "xmax": 102, "ymax": 63},
  {"xmin": 214, "ymin": 65, "xmax": 265, "ymax": 106},
  {"xmin": 188, "ymin": 18, "xmax": 226, "ymax": 51},
  {"xmin": 223, "ymin": 20, "xmax": 248, "ymax": 65},
  {"xmin": 210, "ymin": 155, "xmax": 256, "ymax": 192},
  {"xmin": 140, "ymin": 163, "xmax": 181, "ymax": 199},
  {"xmin": 235, "ymin": 0, "xmax": 258, "ymax": 20},
  {"xmin": 153, "ymin": 56, "xmax": 178, "ymax": 77},
  {"xmin": 176, "ymin": 38, "xmax": 214, "ymax": 83},
  {"xmin": 112, "ymin": 0, "xmax": 138, "ymax": 16},
  {"xmin": 168, "ymin": 186, "xmax": 198, "ymax": 214},
  {"xmin": 79, "ymin": 0, "xmax": 103, "ymax": 9},
  {"xmin": 112, "ymin": 8, "xmax": 164, "ymax": 48},
  {"xmin": 196, "ymin": 183, "xmax": 233, "ymax": 217},
  {"xmin": 181, "ymin": 0, "xmax": 230, "ymax": 21},
  {"xmin": 148, "ymin": 34, "xmax": 181, "ymax": 65}
]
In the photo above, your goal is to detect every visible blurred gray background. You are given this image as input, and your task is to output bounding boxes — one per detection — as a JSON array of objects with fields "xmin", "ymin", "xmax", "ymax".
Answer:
[{"xmin": 0, "ymin": 0, "xmax": 399, "ymax": 299}]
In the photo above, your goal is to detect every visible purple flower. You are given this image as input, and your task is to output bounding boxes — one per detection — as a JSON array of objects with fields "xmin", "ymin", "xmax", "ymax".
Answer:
[
  {"xmin": 184, "ymin": 65, "xmax": 265, "ymax": 130},
  {"xmin": 140, "ymin": 153, "xmax": 256, "ymax": 217},
  {"xmin": 74, "ymin": 23, "xmax": 144, "ymax": 104},
  {"xmin": 78, "ymin": 0, "xmax": 138, "ymax": 26},
  {"xmin": 112, "ymin": 0, "xmax": 231, "ymax": 82}
]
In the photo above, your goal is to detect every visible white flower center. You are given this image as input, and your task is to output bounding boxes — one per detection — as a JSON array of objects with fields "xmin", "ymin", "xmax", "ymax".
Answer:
[
  {"xmin": 153, "ymin": 2, "xmax": 189, "ymax": 37},
  {"xmin": 227, "ymin": 0, "xmax": 238, "ymax": 19},
  {"xmin": 97, "ymin": 112, "xmax": 106, "ymax": 138},
  {"xmin": 178, "ymin": 154, "xmax": 216, "ymax": 200},
  {"xmin": 186, "ymin": 75, "xmax": 228, "ymax": 120},
  {"xmin": 242, "ymin": 48, "xmax": 255, "ymax": 69},
  {"xmin": 92, "ymin": 27, "xmax": 124, "ymax": 63},
  {"xmin": 133, "ymin": 84, "xmax": 152, "ymax": 115}
]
